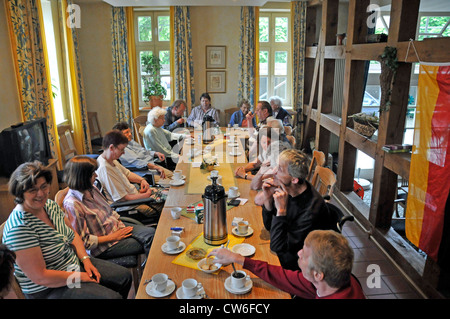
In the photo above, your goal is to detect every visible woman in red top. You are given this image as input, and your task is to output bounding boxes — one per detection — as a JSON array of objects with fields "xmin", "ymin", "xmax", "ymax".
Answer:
[{"xmin": 209, "ymin": 230, "xmax": 365, "ymax": 299}]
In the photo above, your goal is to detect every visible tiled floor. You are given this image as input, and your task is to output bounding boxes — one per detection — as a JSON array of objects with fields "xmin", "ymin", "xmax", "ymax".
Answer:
[{"xmin": 340, "ymin": 219, "xmax": 423, "ymax": 299}]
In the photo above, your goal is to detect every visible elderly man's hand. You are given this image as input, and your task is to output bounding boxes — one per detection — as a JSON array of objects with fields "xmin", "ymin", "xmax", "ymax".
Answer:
[
  {"xmin": 155, "ymin": 152, "xmax": 165, "ymax": 161},
  {"xmin": 208, "ymin": 248, "xmax": 245, "ymax": 266}
]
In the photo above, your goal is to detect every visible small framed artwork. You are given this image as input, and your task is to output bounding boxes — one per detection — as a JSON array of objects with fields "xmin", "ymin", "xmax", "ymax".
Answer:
[
  {"xmin": 206, "ymin": 71, "xmax": 226, "ymax": 93},
  {"xmin": 206, "ymin": 46, "xmax": 226, "ymax": 69}
]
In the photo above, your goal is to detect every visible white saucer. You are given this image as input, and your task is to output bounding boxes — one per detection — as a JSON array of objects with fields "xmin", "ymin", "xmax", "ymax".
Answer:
[
  {"xmin": 227, "ymin": 142, "xmax": 239, "ymax": 147},
  {"xmin": 161, "ymin": 241, "xmax": 186, "ymax": 254},
  {"xmin": 172, "ymin": 175, "xmax": 186, "ymax": 180},
  {"xmin": 176, "ymin": 287, "xmax": 203, "ymax": 299},
  {"xmin": 232, "ymin": 226, "xmax": 253, "ymax": 237},
  {"xmin": 232, "ymin": 243, "xmax": 256, "ymax": 257},
  {"xmin": 224, "ymin": 276, "xmax": 253, "ymax": 295},
  {"xmin": 229, "ymin": 151, "xmax": 242, "ymax": 156},
  {"xmin": 226, "ymin": 191, "xmax": 240, "ymax": 199},
  {"xmin": 146, "ymin": 279, "xmax": 176, "ymax": 297},
  {"xmin": 170, "ymin": 179, "xmax": 185, "ymax": 186}
]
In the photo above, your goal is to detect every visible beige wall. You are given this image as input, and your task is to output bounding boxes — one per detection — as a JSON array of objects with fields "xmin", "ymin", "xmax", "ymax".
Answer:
[
  {"xmin": 0, "ymin": 0, "xmax": 22, "ymax": 131},
  {"xmin": 190, "ymin": 6, "xmax": 242, "ymax": 125}
]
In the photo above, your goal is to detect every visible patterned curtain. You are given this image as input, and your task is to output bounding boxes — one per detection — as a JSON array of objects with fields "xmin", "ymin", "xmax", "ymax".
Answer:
[
  {"xmin": 172, "ymin": 6, "xmax": 195, "ymax": 113},
  {"xmin": 63, "ymin": 0, "xmax": 92, "ymax": 154},
  {"xmin": 111, "ymin": 7, "xmax": 133, "ymax": 126},
  {"xmin": 126, "ymin": 7, "xmax": 140, "ymax": 120},
  {"xmin": 5, "ymin": 0, "xmax": 62, "ymax": 165},
  {"xmin": 292, "ymin": 1, "xmax": 307, "ymax": 145},
  {"xmin": 238, "ymin": 7, "xmax": 258, "ymax": 107}
]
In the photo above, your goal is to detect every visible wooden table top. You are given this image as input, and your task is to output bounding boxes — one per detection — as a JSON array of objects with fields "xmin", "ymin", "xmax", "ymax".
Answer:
[{"xmin": 135, "ymin": 131, "xmax": 290, "ymax": 299}]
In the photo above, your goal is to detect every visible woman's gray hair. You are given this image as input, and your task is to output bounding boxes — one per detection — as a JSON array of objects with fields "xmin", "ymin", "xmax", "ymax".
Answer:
[
  {"xmin": 269, "ymin": 96, "xmax": 282, "ymax": 108},
  {"xmin": 267, "ymin": 118, "xmax": 285, "ymax": 135},
  {"xmin": 147, "ymin": 106, "xmax": 167, "ymax": 125}
]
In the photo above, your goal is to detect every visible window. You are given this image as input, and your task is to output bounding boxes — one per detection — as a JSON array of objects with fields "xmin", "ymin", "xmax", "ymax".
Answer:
[
  {"xmin": 418, "ymin": 16, "xmax": 450, "ymax": 40},
  {"xmin": 135, "ymin": 10, "xmax": 171, "ymax": 107},
  {"xmin": 40, "ymin": 0, "xmax": 70, "ymax": 125},
  {"xmin": 259, "ymin": 11, "xmax": 291, "ymax": 106}
]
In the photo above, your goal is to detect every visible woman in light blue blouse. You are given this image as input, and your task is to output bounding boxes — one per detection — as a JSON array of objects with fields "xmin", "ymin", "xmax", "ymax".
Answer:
[{"xmin": 2, "ymin": 161, "xmax": 131, "ymax": 299}]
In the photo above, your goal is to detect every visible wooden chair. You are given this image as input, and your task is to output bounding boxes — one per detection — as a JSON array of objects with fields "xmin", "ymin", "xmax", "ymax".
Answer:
[
  {"xmin": 286, "ymin": 135, "xmax": 296, "ymax": 148},
  {"xmin": 54, "ymin": 188, "xmax": 144, "ymax": 291},
  {"xmin": 311, "ymin": 166, "xmax": 336, "ymax": 200},
  {"xmin": 307, "ymin": 150, "xmax": 326, "ymax": 182},
  {"xmin": 57, "ymin": 124, "xmax": 77, "ymax": 165},
  {"xmin": 0, "ymin": 222, "xmax": 25, "ymax": 299},
  {"xmin": 225, "ymin": 107, "xmax": 239, "ymax": 125},
  {"xmin": 132, "ymin": 115, "xmax": 148, "ymax": 147},
  {"xmin": 87, "ymin": 112, "xmax": 103, "ymax": 153}
]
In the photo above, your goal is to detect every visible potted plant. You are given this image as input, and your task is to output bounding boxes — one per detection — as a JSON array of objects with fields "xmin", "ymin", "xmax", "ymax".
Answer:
[{"xmin": 141, "ymin": 54, "xmax": 167, "ymax": 109}]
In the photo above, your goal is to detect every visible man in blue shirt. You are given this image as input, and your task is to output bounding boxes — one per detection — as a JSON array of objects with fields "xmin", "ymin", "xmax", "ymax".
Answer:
[{"xmin": 112, "ymin": 122, "xmax": 173, "ymax": 181}]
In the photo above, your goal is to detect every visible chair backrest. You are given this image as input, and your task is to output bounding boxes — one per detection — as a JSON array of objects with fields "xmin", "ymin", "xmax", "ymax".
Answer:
[
  {"xmin": 286, "ymin": 135, "xmax": 296, "ymax": 148},
  {"xmin": 311, "ymin": 166, "xmax": 336, "ymax": 199},
  {"xmin": 225, "ymin": 107, "xmax": 239, "ymax": 125},
  {"xmin": 307, "ymin": 150, "xmax": 326, "ymax": 182},
  {"xmin": 284, "ymin": 125, "xmax": 293, "ymax": 136},
  {"xmin": 57, "ymin": 124, "xmax": 77, "ymax": 164},
  {"xmin": 133, "ymin": 115, "xmax": 148, "ymax": 147},
  {"xmin": 55, "ymin": 187, "xmax": 70, "ymax": 214},
  {"xmin": 87, "ymin": 112, "xmax": 102, "ymax": 140},
  {"xmin": 0, "ymin": 222, "xmax": 25, "ymax": 299}
]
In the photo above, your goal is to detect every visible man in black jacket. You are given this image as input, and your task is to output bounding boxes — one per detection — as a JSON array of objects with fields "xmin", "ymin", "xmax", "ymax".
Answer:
[
  {"xmin": 269, "ymin": 96, "xmax": 291, "ymax": 126},
  {"xmin": 255, "ymin": 149, "xmax": 338, "ymax": 270}
]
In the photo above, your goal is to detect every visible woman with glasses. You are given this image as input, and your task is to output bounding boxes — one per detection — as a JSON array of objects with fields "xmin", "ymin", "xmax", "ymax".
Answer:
[{"xmin": 1, "ymin": 161, "xmax": 131, "ymax": 299}]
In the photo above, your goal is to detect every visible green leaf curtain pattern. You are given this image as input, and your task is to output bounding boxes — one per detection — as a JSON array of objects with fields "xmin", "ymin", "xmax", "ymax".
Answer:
[
  {"xmin": 172, "ymin": 6, "xmax": 195, "ymax": 113},
  {"xmin": 111, "ymin": 7, "xmax": 133, "ymax": 126},
  {"xmin": 238, "ymin": 6, "xmax": 257, "ymax": 107},
  {"xmin": 5, "ymin": 0, "xmax": 61, "ymax": 163},
  {"xmin": 292, "ymin": 0, "xmax": 307, "ymax": 142}
]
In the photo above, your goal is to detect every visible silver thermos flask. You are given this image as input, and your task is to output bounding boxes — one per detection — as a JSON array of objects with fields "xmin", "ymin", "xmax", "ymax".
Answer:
[
  {"xmin": 202, "ymin": 114, "xmax": 215, "ymax": 143},
  {"xmin": 203, "ymin": 176, "xmax": 228, "ymax": 245}
]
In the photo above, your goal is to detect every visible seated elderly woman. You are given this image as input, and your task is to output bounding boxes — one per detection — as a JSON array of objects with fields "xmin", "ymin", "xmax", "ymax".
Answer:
[
  {"xmin": 63, "ymin": 156, "xmax": 155, "ymax": 260},
  {"xmin": 229, "ymin": 99, "xmax": 257, "ymax": 128},
  {"xmin": 2, "ymin": 161, "xmax": 131, "ymax": 299},
  {"xmin": 143, "ymin": 107, "xmax": 186, "ymax": 171}
]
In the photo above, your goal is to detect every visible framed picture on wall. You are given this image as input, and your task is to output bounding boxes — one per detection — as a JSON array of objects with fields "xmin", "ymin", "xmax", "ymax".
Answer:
[
  {"xmin": 206, "ymin": 71, "xmax": 226, "ymax": 93},
  {"xmin": 206, "ymin": 46, "xmax": 226, "ymax": 69}
]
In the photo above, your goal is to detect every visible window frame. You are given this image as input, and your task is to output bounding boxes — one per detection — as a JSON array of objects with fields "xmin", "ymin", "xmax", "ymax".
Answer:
[
  {"xmin": 134, "ymin": 10, "xmax": 171, "ymax": 108},
  {"xmin": 258, "ymin": 11, "xmax": 292, "ymax": 107}
]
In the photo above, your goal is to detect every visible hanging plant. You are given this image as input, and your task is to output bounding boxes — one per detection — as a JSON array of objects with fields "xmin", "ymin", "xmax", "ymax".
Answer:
[{"xmin": 378, "ymin": 46, "xmax": 399, "ymax": 113}]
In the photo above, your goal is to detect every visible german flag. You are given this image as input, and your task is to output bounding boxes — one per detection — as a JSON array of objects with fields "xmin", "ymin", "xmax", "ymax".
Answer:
[{"xmin": 406, "ymin": 64, "xmax": 450, "ymax": 261}]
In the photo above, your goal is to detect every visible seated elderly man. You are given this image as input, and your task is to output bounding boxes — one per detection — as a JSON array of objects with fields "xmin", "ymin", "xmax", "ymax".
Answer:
[
  {"xmin": 163, "ymin": 99, "xmax": 187, "ymax": 132},
  {"xmin": 186, "ymin": 93, "xmax": 220, "ymax": 127},
  {"xmin": 143, "ymin": 107, "xmax": 186, "ymax": 171},
  {"xmin": 269, "ymin": 95, "xmax": 291, "ymax": 126},
  {"xmin": 254, "ymin": 149, "xmax": 338, "ymax": 271},
  {"xmin": 112, "ymin": 122, "xmax": 173, "ymax": 182},
  {"xmin": 209, "ymin": 230, "xmax": 365, "ymax": 299}
]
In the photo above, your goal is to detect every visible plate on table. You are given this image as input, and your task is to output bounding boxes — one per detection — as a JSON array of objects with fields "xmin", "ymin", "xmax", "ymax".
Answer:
[
  {"xmin": 171, "ymin": 175, "xmax": 186, "ymax": 180},
  {"xmin": 224, "ymin": 276, "xmax": 253, "ymax": 295},
  {"xmin": 197, "ymin": 258, "xmax": 222, "ymax": 273},
  {"xmin": 226, "ymin": 191, "xmax": 240, "ymax": 199},
  {"xmin": 232, "ymin": 243, "xmax": 255, "ymax": 257},
  {"xmin": 232, "ymin": 226, "xmax": 254, "ymax": 237},
  {"xmin": 146, "ymin": 279, "xmax": 176, "ymax": 297},
  {"xmin": 170, "ymin": 179, "xmax": 185, "ymax": 186},
  {"xmin": 186, "ymin": 247, "xmax": 207, "ymax": 260},
  {"xmin": 161, "ymin": 241, "xmax": 186, "ymax": 254}
]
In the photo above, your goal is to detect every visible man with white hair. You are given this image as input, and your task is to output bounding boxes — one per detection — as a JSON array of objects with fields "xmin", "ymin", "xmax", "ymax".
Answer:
[
  {"xmin": 143, "ymin": 107, "xmax": 186, "ymax": 170},
  {"xmin": 269, "ymin": 96, "xmax": 291, "ymax": 126}
]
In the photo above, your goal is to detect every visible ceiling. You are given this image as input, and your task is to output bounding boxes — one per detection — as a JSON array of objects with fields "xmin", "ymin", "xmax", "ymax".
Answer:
[{"xmin": 102, "ymin": 0, "xmax": 292, "ymax": 7}]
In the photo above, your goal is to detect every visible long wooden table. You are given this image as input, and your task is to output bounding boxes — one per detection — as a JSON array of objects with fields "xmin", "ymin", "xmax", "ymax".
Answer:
[{"xmin": 136, "ymin": 130, "xmax": 290, "ymax": 299}]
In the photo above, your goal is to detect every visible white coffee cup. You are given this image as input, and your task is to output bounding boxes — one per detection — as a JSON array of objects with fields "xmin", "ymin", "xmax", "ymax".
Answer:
[
  {"xmin": 152, "ymin": 273, "xmax": 168, "ymax": 292},
  {"xmin": 173, "ymin": 170, "xmax": 182, "ymax": 180},
  {"xmin": 237, "ymin": 221, "xmax": 249, "ymax": 234},
  {"xmin": 231, "ymin": 270, "xmax": 250, "ymax": 290},
  {"xmin": 228, "ymin": 186, "xmax": 238, "ymax": 198},
  {"xmin": 233, "ymin": 124, "xmax": 239, "ymax": 128},
  {"xmin": 171, "ymin": 207, "xmax": 182, "ymax": 219},
  {"xmin": 182, "ymin": 278, "xmax": 202, "ymax": 298},
  {"xmin": 166, "ymin": 235, "xmax": 180, "ymax": 250}
]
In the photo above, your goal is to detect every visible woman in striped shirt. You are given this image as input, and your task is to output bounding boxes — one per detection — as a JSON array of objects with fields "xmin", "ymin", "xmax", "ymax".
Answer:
[{"xmin": 2, "ymin": 161, "xmax": 131, "ymax": 298}]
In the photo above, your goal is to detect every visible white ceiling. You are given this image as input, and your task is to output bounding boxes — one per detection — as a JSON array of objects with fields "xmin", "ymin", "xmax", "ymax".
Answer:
[{"xmin": 102, "ymin": 0, "xmax": 293, "ymax": 7}]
